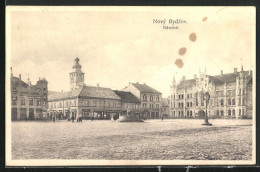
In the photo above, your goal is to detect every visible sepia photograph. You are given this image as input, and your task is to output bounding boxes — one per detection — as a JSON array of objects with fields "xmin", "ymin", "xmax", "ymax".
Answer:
[{"xmin": 5, "ymin": 6, "xmax": 256, "ymax": 166}]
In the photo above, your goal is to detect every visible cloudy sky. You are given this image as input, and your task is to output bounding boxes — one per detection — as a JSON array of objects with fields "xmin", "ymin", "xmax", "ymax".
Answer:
[{"xmin": 7, "ymin": 6, "xmax": 255, "ymax": 96}]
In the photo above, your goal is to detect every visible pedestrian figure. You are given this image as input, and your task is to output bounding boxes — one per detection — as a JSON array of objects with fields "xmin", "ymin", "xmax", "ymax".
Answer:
[
  {"xmin": 161, "ymin": 115, "xmax": 164, "ymax": 121},
  {"xmin": 72, "ymin": 116, "xmax": 74, "ymax": 123},
  {"xmin": 91, "ymin": 116, "xmax": 94, "ymax": 121},
  {"xmin": 52, "ymin": 116, "xmax": 55, "ymax": 122}
]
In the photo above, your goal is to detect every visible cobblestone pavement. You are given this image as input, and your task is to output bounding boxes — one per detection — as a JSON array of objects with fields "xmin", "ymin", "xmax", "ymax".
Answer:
[{"xmin": 11, "ymin": 119, "xmax": 252, "ymax": 160}]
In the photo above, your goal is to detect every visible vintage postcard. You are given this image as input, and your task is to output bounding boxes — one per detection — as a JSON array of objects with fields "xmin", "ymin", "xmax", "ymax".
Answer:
[{"xmin": 6, "ymin": 6, "xmax": 256, "ymax": 166}]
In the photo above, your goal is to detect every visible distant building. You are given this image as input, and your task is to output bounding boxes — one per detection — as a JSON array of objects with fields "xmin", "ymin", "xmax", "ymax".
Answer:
[
  {"xmin": 11, "ymin": 68, "xmax": 48, "ymax": 120},
  {"xmin": 122, "ymin": 82, "xmax": 162, "ymax": 119},
  {"xmin": 161, "ymin": 98, "xmax": 170, "ymax": 118},
  {"xmin": 113, "ymin": 90, "xmax": 141, "ymax": 116},
  {"xmin": 169, "ymin": 66, "xmax": 253, "ymax": 119},
  {"xmin": 47, "ymin": 58, "xmax": 122, "ymax": 120}
]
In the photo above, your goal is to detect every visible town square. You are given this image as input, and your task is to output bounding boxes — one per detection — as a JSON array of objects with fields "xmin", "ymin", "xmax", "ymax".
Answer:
[{"xmin": 6, "ymin": 6, "xmax": 255, "ymax": 165}]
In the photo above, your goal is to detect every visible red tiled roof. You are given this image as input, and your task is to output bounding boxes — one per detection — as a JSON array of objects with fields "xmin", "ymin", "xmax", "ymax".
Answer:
[
  {"xmin": 113, "ymin": 90, "xmax": 141, "ymax": 103},
  {"xmin": 132, "ymin": 83, "xmax": 161, "ymax": 94}
]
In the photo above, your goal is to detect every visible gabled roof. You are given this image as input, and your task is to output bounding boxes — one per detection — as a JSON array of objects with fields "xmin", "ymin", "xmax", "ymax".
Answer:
[
  {"xmin": 210, "ymin": 70, "xmax": 252, "ymax": 85},
  {"xmin": 131, "ymin": 83, "xmax": 161, "ymax": 94},
  {"xmin": 113, "ymin": 90, "xmax": 141, "ymax": 103},
  {"xmin": 48, "ymin": 85, "xmax": 121, "ymax": 101},
  {"xmin": 11, "ymin": 77, "xmax": 28, "ymax": 88},
  {"xmin": 79, "ymin": 86, "xmax": 121, "ymax": 100},
  {"xmin": 177, "ymin": 79, "xmax": 196, "ymax": 89}
]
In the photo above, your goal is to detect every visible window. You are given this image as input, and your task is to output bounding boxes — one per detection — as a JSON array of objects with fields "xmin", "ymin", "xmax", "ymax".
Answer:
[
  {"xmin": 228, "ymin": 99, "xmax": 231, "ymax": 106},
  {"xmin": 221, "ymin": 110, "xmax": 224, "ymax": 116},
  {"xmin": 187, "ymin": 111, "xmax": 189, "ymax": 116},
  {"xmin": 99, "ymin": 101, "xmax": 103, "ymax": 107},
  {"xmin": 143, "ymin": 94, "xmax": 147, "ymax": 101},
  {"xmin": 232, "ymin": 99, "xmax": 236, "ymax": 105},
  {"xmin": 232, "ymin": 109, "xmax": 235, "ymax": 116},
  {"xmin": 93, "ymin": 101, "xmax": 97, "ymax": 107},
  {"xmin": 228, "ymin": 109, "xmax": 231, "ymax": 116},
  {"xmin": 238, "ymin": 99, "xmax": 241, "ymax": 105},
  {"xmin": 201, "ymin": 101, "xmax": 204, "ymax": 106},
  {"xmin": 43, "ymin": 99, "xmax": 46, "ymax": 105},
  {"xmin": 81, "ymin": 101, "xmax": 84, "ymax": 106},
  {"xmin": 21, "ymin": 97, "xmax": 25, "ymax": 105},
  {"xmin": 29, "ymin": 98, "xmax": 33, "ymax": 106},
  {"xmin": 143, "ymin": 103, "xmax": 147, "ymax": 108},
  {"xmin": 187, "ymin": 94, "xmax": 189, "ymax": 99},
  {"xmin": 156, "ymin": 104, "xmax": 159, "ymax": 109},
  {"xmin": 220, "ymin": 99, "xmax": 224, "ymax": 106},
  {"xmin": 12, "ymin": 96, "xmax": 17, "ymax": 105},
  {"xmin": 216, "ymin": 110, "xmax": 219, "ymax": 116},
  {"xmin": 187, "ymin": 102, "xmax": 189, "ymax": 107},
  {"xmin": 150, "ymin": 96, "xmax": 153, "ymax": 101},
  {"xmin": 190, "ymin": 102, "xmax": 192, "ymax": 107},
  {"xmin": 190, "ymin": 111, "xmax": 192, "ymax": 116}
]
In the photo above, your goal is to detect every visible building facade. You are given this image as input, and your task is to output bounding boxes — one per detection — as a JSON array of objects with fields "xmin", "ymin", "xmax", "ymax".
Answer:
[
  {"xmin": 11, "ymin": 69, "xmax": 48, "ymax": 120},
  {"xmin": 169, "ymin": 67, "xmax": 253, "ymax": 119},
  {"xmin": 122, "ymin": 82, "xmax": 162, "ymax": 119},
  {"xmin": 47, "ymin": 58, "xmax": 123, "ymax": 120}
]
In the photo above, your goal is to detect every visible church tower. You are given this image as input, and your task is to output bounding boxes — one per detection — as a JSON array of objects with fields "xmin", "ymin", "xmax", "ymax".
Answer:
[{"xmin": 70, "ymin": 57, "xmax": 85, "ymax": 91}]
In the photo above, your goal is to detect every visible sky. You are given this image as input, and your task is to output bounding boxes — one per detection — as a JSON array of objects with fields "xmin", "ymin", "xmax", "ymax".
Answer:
[{"xmin": 7, "ymin": 6, "xmax": 255, "ymax": 97}]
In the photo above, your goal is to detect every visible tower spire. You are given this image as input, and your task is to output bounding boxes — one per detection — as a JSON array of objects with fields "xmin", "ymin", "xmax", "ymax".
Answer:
[
  {"xmin": 240, "ymin": 58, "xmax": 244, "ymax": 71},
  {"xmin": 10, "ymin": 67, "xmax": 13, "ymax": 77}
]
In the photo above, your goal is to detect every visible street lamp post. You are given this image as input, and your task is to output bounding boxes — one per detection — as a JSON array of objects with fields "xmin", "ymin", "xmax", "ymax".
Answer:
[{"xmin": 202, "ymin": 91, "xmax": 212, "ymax": 126}]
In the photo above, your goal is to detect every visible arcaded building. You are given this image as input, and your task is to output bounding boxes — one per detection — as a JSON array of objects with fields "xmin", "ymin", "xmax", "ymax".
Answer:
[
  {"xmin": 10, "ymin": 69, "xmax": 48, "ymax": 120},
  {"xmin": 169, "ymin": 67, "xmax": 253, "ymax": 119}
]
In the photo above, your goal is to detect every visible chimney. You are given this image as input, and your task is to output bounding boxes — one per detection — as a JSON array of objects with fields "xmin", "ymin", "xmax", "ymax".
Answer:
[
  {"xmin": 19, "ymin": 74, "xmax": 21, "ymax": 80},
  {"xmin": 234, "ymin": 68, "xmax": 237, "ymax": 74},
  {"xmin": 221, "ymin": 70, "xmax": 223, "ymax": 75},
  {"xmin": 183, "ymin": 76, "xmax": 186, "ymax": 80},
  {"xmin": 97, "ymin": 83, "xmax": 100, "ymax": 87},
  {"xmin": 194, "ymin": 74, "xmax": 197, "ymax": 79}
]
